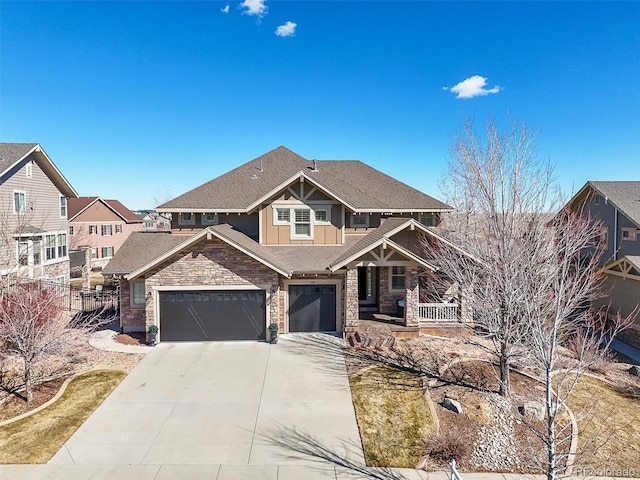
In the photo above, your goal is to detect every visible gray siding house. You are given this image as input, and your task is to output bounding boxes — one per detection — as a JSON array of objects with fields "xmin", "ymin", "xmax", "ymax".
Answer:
[
  {"xmin": 0, "ymin": 143, "xmax": 78, "ymax": 284},
  {"xmin": 568, "ymin": 181, "xmax": 640, "ymax": 348}
]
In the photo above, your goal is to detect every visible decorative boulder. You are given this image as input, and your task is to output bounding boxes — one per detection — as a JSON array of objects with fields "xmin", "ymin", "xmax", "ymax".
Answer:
[
  {"xmin": 443, "ymin": 397, "xmax": 463, "ymax": 414},
  {"xmin": 519, "ymin": 401, "xmax": 545, "ymax": 421},
  {"xmin": 629, "ymin": 365, "xmax": 640, "ymax": 377}
]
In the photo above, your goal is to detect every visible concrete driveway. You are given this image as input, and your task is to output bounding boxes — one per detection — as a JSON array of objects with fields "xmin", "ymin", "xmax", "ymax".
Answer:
[{"xmin": 49, "ymin": 334, "xmax": 364, "ymax": 467}]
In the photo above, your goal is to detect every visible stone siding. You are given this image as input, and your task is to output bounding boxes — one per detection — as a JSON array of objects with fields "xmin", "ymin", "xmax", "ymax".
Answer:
[
  {"xmin": 345, "ymin": 268, "xmax": 359, "ymax": 331},
  {"xmin": 119, "ymin": 278, "xmax": 146, "ymax": 332},
  {"xmin": 144, "ymin": 238, "xmax": 280, "ymax": 336},
  {"xmin": 404, "ymin": 269, "xmax": 419, "ymax": 327}
]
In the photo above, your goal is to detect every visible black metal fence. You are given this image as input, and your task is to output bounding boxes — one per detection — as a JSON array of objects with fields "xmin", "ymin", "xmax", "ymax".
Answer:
[{"xmin": 1, "ymin": 279, "xmax": 119, "ymax": 314}]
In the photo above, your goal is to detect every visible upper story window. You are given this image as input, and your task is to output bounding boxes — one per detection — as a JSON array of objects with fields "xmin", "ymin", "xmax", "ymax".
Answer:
[
  {"xmin": 25, "ymin": 162, "xmax": 33, "ymax": 178},
  {"xmin": 621, "ymin": 228, "xmax": 637, "ymax": 241},
  {"xmin": 102, "ymin": 246, "xmax": 114, "ymax": 258},
  {"xmin": 352, "ymin": 213, "xmax": 369, "ymax": 228},
  {"xmin": 102, "ymin": 224, "xmax": 112, "ymax": 236},
  {"xmin": 89, "ymin": 224, "xmax": 98, "ymax": 235},
  {"xmin": 115, "ymin": 224, "xmax": 123, "ymax": 234},
  {"xmin": 60, "ymin": 196, "xmax": 67, "ymax": 218},
  {"xmin": 69, "ymin": 226, "xmax": 74, "ymax": 235},
  {"xmin": 293, "ymin": 209, "xmax": 311, "ymax": 238},
  {"xmin": 419, "ymin": 212, "xmax": 436, "ymax": 227},
  {"xmin": 202, "ymin": 213, "xmax": 218, "ymax": 225},
  {"xmin": 594, "ymin": 194, "xmax": 601, "ymax": 205},
  {"xmin": 14, "ymin": 191, "xmax": 26, "ymax": 214},
  {"xmin": 314, "ymin": 208, "xmax": 331, "ymax": 224},
  {"xmin": 390, "ymin": 266, "xmax": 406, "ymax": 290},
  {"xmin": 178, "ymin": 212, "xmax": 195, "ymax": 225},
  {"xmin": 275, "ymin": 208, "xmax": 290, "ymax": 224}
]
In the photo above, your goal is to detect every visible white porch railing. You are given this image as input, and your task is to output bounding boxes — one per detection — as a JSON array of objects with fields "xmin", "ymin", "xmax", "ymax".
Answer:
[{"xmin": 418, "ymin": 302, "xmax": 459, "ymax": 325}]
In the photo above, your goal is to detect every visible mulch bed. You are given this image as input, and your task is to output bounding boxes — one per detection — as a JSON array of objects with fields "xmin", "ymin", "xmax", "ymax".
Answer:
[
  {"xmin": 0, "ymin": 376, "xmax": 70, "ymax": 422},
  {"xmin": 113, "ymin": 332, "xmax": 147, "ymax": 346}
]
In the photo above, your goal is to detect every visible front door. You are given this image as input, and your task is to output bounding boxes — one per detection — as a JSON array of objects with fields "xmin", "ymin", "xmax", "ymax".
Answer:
[{"xmin": 358, "ymin": 266, "xmax": 378, "ymax": 306}]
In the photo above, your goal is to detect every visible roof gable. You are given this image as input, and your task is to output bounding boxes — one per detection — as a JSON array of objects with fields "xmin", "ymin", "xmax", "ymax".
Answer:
[
  {"xmin": 0, "ymin": 143, "xmax": 77, "ymax": 198},
  {"xmin": 569, "ymin": 181, "xmax": 640, "ymax": 228},
  {"xmin": 68, "ymin": 197, "xmax": 142, "ymax": 223},
  {"xmin": 158, "ymin": 146, "xmax": 452, "ymax": 213}
]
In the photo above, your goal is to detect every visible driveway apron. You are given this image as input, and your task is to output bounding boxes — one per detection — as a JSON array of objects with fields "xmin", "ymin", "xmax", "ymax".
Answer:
[{"xmin": 49, "ymin": 334, "xmax": 365, "ymax": 467}]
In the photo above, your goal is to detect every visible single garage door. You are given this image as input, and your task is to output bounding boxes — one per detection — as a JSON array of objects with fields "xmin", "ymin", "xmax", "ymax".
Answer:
[
  {"xmin": 289, "ymin": 284, "xmax": 337, "ymax": 332},
  {"xmin": 160, "ymin": 290, "xmax": 266, "ymax": 341}
]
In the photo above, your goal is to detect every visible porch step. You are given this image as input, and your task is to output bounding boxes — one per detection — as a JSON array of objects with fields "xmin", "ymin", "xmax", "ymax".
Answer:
[{"xmin": 347, "ymin": 330, "xmax": 396, "ymax": 348}]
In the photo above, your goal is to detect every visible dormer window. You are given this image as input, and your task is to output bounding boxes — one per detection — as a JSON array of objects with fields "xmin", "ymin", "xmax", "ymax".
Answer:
[{"xmin": 178, "ymin": 212, "xmax": 195, "ymax": 225}]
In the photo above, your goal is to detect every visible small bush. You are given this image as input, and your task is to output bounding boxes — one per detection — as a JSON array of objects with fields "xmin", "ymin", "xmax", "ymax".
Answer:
[{"xmin": 424, "ymin": 414, "xmax": 477, "ymax": 466}]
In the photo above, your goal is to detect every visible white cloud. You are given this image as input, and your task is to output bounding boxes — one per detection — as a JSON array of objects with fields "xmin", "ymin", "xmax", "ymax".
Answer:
[
  {"xmin": 447, "ymin": 75, "xmax": 501, "ymax": 99},
  {"xmin": 239, "ymin": 0, "xmax": 267, "ymax": 17},
  {"xmin": 221, "ymin": 4, "xmax": 230, "ymax": 14},
  {"xmin": 275, "ymin": 21, "xmax": 297, "ymax": 37}
]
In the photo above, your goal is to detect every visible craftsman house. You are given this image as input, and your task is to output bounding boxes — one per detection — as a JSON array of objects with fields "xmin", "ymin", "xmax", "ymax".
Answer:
[
  {"xmin": 104, "ymin": 146, "xmax": 465, "ymax": 342},
  {"xmin": 568, "ymin": 181, "xmax": 640, "ymax": 348},
  {"xmin": 0, "ymin": 143, "xmax": 77, "ymax": 284}
]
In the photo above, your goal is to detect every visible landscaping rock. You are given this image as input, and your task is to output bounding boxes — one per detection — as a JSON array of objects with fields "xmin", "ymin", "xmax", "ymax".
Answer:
[
  {"xmin": 443, "ymin": 397, "xmax": 463, "ymax": 414},
  {"xmin": 518, "ymin": 401, "xmax": 545, "ymax": 421},
  {"xmin": 628, "ymin": 365, "xmax": 640, "ymax": 377}
]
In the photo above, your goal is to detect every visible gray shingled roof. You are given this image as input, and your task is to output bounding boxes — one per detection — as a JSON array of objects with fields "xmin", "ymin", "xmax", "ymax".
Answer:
[
  {"xmin": 590, "ymin": 181, "xmax": 640, "ymax": 227},
  {"xmin": 158, "ymin": 146, "xmax": 451, "ymax": 212},
  {"xmin": 0, "ymin": 143, "xmax": 38, "ymax": 172},
  {"xmin": 102, "ymin": 232, "xmax": 184, "ymax": 275}
]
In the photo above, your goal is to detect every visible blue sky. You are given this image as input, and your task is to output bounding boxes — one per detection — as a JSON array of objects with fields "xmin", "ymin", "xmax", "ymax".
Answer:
[{"xmin": 1, "ymin": 1, "xmax": 639, "ymax": 209}]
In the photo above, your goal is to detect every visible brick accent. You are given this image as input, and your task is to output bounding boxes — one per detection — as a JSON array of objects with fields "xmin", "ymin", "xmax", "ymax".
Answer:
[
  {"xmin": 404, "ymin": 269, "xmax": 419, "ymax": 327},
  {"xmin": 345, "ymin": 268, "xmax": 359, "ymax": 331}
]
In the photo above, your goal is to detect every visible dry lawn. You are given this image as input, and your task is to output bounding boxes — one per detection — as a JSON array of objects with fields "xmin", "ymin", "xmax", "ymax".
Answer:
[
  {"xmin": 567, "ymin": 376, "xmax": 640, "ymax": 473},
  {"xmin": 0, "ymin": 369, "xmax": 126, "ymax": 464},
  {"xmin": 349, "ymin": 366, "xmax": 433, "ymax": 468}
]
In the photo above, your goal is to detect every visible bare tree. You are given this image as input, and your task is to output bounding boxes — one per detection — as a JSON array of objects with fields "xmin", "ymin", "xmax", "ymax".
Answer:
[
  {"xmin": 425, "ymin": 115, "xmax": 558, "ymax": 396},
  {"xmin": 521, "ymin": 211, "xmax": 634, "ymax": 480},
  {"xmin": 0, "ymin": 283, "xmax": 111, "ymax": 402}
]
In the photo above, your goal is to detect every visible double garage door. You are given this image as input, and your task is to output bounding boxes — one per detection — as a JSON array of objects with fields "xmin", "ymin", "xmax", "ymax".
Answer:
[{"xmin": 159, "ymin": 284, "xmax": 337, "ymax": 342}]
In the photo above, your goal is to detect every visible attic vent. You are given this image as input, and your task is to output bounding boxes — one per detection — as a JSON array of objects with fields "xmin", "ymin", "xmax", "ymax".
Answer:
[
  {"xmin": 251, "ymin": 174, "xmax": 258, "ymax": 180},
  {"xmin": 311, "ymin": 159, "xmax": 319, "ymax": 173}
]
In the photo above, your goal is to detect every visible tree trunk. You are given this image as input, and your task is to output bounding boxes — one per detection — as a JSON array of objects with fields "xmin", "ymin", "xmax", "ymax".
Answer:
[
  {"xmin": 499, "ymin": 351, "xmax": 511, "ymax": 397},
  {"xmin": 545, "ymin": 365, "xmax": 556, "ymax": 480},
  {"xmin": 24, "ymin": 360, "xmax": 33, "ymax": 403}
]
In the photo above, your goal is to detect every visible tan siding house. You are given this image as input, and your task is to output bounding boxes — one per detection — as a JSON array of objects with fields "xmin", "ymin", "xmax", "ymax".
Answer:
[
  {"xmin": 104, "ymin": 146, "xmax": 464, "ymax": 342},
  {"xmin": 0, "ymin": 143, "xmax": 77, "ymax": 283}
]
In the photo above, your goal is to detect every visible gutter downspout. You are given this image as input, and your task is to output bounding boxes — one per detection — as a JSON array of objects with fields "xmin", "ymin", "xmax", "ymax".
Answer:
[{"xmin": 614, "ymin": 206, "xmax": 618, "ymax": 261}]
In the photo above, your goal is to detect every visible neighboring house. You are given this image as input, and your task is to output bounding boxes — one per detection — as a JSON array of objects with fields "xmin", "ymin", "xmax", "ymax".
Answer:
[
  {"xmin": 133, "ymin": 210, "xmax": 171, "ymax": 231},
  {"xmin": 568, "ymin": 181, "xmax": 640, "ymax": 348},
  {"xmin": 68, "ymin": 197, "xmax": 143, "ymax": 269},
  {"xmin": 0, "ymin": 143, "xmax": 77, "ymax": 284},
  {"xmin": 104, "ymin": 146, "xmax": 462, "ymax": 341}
]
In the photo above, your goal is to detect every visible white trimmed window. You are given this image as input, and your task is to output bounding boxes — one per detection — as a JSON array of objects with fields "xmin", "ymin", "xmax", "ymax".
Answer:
[
  {"xmin": 352, "ymin": 213, "xmax": 369, "ymax": 228},
  {"xmin": 91, "ymin": 248, "xmax": 97, "ymax": 259},
  {"xmin": 622, "ymin": 228, "xmax": 637, "ymax": 241},
  {"xmin": 293, "ymin": 209, "xmax": 311, "ymax": 238},
  {"xmin": 18, "ymin": 241, "xmax": 29, "ymax": 266},
  {"xmin": 13, "ymin": 191, "xmax": 26, "ymax": 214},
  {"xmin": 57, "ymin": 233, "xmax": 67, "ymax": 258},
  {"xmin": 102, "ymin": 224, "xmax": 112, "ymax": 236},
  {"xmin": 178, "ymin": 212, "xmax": 195, "ymax": 225},
  {"xmin": 202, "ymin": 213, "xmax": 218, "ymax": 225},
  {"xmin": 33, "ymin": 240, "xmax": 41, "ymax": 265},
  {"xmin": 390, "ymin": 266, "xmax": 406, "ymax": 290},
  {"xmin": 314, "ymin": 208, "xmax": 331, "ymax": 224},
  {"xmin": 275, "ymin": 208, "xmax": 290, "ymax": 224},
  {"xmin": 45, "ymin": 234, "xmax": 56, "ymax": 260},
  {"xmin": 131, "ymin": 281, "xmax": 146, "ymax": 307},
  {"xmin": 101, "ymin": 246, "xmax": 114, "ymax": 258},
  {"xmin": 60, "ymin": 196, "xmax": 67, "ymax": 218},
  {"xmin": 115, "ymin": 224, "xmax": 122, "ymax": 233},
  {"xmin": 89, "ymin": 225, "xmax": 98, "ymax": 235}
]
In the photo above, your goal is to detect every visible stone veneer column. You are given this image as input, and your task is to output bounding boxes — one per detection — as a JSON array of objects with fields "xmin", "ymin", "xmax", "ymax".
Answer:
[
  {"xmin": 345, "ymin": 268, "xmax": 359, "ymax": 332},
  {"xmin": 404, "ymin": 268, "xmax": 419, "ymax": 327}
]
